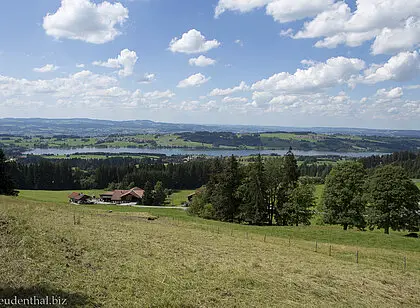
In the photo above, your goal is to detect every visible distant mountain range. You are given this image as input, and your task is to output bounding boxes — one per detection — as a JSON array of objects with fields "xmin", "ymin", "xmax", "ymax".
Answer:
[{"xmin": 1, "ymin": 118, "xmax": 419, "ymax": 138}]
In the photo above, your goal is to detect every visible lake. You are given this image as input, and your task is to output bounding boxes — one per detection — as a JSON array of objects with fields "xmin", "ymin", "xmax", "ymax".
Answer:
[{"xmin": 24, "ymin": 147, "xmax": 388, "ymax": 158}]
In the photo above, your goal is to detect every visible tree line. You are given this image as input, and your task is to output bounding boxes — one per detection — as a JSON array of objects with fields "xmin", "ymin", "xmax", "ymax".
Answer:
[
  {"xmin": 323, "ymin": 161, "xmax": 420, "ymax": 234},
  {"xmin": 6, "ymin": 156, "xmax": 215, "ymax": 191},
  {"xmin": 359, "ymin": 151, "xmax": 420, "ymax": 178},
  {"xmin": 189, "ymin": 150, "xmax": 315, "ymax": 226},
  {"xmin": 189, "ymin": 152, "xmax": 420, "ymax": 234}
]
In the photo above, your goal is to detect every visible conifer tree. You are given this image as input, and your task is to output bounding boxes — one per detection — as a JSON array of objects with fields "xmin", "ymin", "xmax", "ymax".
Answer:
[
  {"xmin": 0, "ymin": 149, "xmax": 18, "ymax": 196},
  {"xmin": 142, "ymin": 181, "xmax": 154, "ymax": 205},
  {"xmin": 238, "ymin": 155, "xmax": 268, "ymax": 225}
]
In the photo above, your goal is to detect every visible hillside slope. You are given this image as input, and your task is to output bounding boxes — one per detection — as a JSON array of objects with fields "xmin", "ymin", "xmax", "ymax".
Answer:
[{"xmin": 1, "ymin": 196, "xmax": 419, "ymax": 307}]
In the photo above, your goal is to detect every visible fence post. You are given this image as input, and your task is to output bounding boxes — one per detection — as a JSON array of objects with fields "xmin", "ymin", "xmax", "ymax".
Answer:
[
  {"xmin": 264, "ymin": 234, "xmax": 266, "ymax": 242},
  {"xmin": 404, "ymin": 256, "xmax": 407, "ymax": 271},
  {"xmin": 315, "ymin": 241, "xmax": 318, "ymax": 253},
  {"xmin": 329, "ymin": 245, "xmax": 332, "ymax": 256},
  {"xmin": 356, "ymin": 250, "xmax": 359, "ymax": 264}
]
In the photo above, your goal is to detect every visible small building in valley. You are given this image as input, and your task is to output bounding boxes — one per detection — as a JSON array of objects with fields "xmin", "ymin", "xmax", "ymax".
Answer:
[
  {"xmin": 68, "ymin": 192, "xmax": 92, "ymax": 204},
  {"xmin": 100, "ymin": 187, "xmax": 145, "ymax": 204}
]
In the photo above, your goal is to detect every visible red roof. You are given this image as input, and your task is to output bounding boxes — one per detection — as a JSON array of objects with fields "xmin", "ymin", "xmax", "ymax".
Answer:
[
  {"xmin": 68, "ymin": 192, "xmax": 91, "ymax": 201},
  {"xmin": 100, "ymin": 187, "xmax": 145, "ymax": 201}
]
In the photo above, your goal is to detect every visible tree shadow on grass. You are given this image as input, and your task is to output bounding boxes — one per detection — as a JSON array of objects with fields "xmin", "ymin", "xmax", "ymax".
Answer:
[{"xmin": 0, "ymin": 285, "xmax": 101, "ymax": 307}]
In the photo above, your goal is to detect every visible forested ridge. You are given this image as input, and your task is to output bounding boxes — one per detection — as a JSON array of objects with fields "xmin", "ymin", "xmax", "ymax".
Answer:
[{"xmin": 2, "ymin": 149, "xmax": 420, "ymax": 191}]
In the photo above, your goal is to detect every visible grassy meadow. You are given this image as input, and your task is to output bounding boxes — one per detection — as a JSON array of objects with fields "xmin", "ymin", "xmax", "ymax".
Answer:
[
  {"xmin": 0, "ymin": 190, "xmax": 419, "ymax": 307},
  {"xmin": 18, "ymin": 189, "xmax": 193, "ymax": 208}
]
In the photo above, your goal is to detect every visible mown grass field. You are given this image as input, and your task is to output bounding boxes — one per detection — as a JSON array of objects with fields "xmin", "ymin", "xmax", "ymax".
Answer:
[
  {"xmin": 1, "ymin": 191, "xmax": 419, "ymax": 307},
  {"xmin": 18, "ymin": 189, "xmax": 193, "ymax": 207},
  {"xmin": 166, "ymin": 189, "xmax": 196, "ymax": 206}
]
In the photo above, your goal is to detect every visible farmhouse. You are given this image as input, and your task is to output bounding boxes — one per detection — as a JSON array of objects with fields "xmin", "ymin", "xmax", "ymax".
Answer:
[
  {"xmin": 68, "ymin": 192, "xmax": 92, "ymax": 204},
  {"xmin": 100, "ymin": 187, "xmax": 144, "ymax": 204}
]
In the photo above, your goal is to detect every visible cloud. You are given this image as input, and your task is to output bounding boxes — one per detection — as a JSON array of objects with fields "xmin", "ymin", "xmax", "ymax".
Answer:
[
  {"xmin": 93, "ymin": 49, "xmax": 138, "ymax": 77},
  {"xmin": 215, "ymin": 0, "xmax": 270, "ymax": 18},
  {"xmin": 219, "ymin": 1, "xmax": 420, "ymax": 55},
  {"xmin": 252, "ymin": 57, "xmax": 365, "ymax": 94},
  {"xmin": 280, "ymin": 28, "xmax": 293, "ymax": 37},
  {"xmin": 177, "ymin": 73, "xmax": 210, "ymax": 88},
  {"xmin": 215, "ymin": 0, "xmax": 333, "ymax": 23},
  {"xmin": 143, "ymin": 90, "xmax": 175, "ymax": 100},
  {"xmin": 375, "ymin": 87, "xmax": 403, "ymax": 99},
  {"xmin": 248, "ymin": 91, "xmax": 357, "ymax": 117},
  {"xmin": 43, "ymin": 0, "xmax": 129, "ymax": 44},
  {"xmin": 358, "ymin": 89, "xmax": 420, "ymax": 120},
  {"xmin": 33, "ymin": 64, "xmax": 59, "ymax": 73},
  {"xmin": 361, "ymin": 51, "xmax": 420, "ymax": 84},
  {"xmin": 223, "ymin": 96, "xmax": 248, "ymax": 103},
  {"xmin": 266, "ymin": 0, "xmax": 334, "ymax": 23},
  {"xmin": 404, "ymin": 84, "xmax": 420, "ymax": 90},
  {"xmin": 371, "ymin": 17, "xmax": 420, "ymax": 55},
  {"xmin": 292, "ymin": 0, "xmax": 420, "ymax": 54},
  {"xmin": 76, "ymin": 64, "xmax": 85, "ymax": 68},
  {"xmin": 169, "ymin": 29, "xmax": 220, "ymax": 54},
  {"xmin": 234, "ymin": 39, "xmax": 244, "ymax": 46},
  {"xmin": 209, "ymin": 81, "xmax": 250, "ymax": 96},
  {"xmin": 0, "ymin": 70, "xmax": 174, "ymax": 110},
  {"xmin": 189, "ymin": 55, "xmax": 216, "ymax": 67},
  {"xmin": 139, "ymin": 73, "xmax": 156, "ymax": 84}
]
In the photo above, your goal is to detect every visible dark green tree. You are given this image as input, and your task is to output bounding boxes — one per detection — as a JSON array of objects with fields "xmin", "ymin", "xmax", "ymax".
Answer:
[
  {"xmin": 275, "ymin": 148, "xmax": 300, "ymax": 226},
  {"xmin": 142, "ymin": 181, "xmax": 154, "ymax": 205},
  {"xmin": 238, "ymin": 155, "xmax": 268, "ymax": 225},
  {"xmin": 0, "ymin": 149, "xmax": 18, "ymax": 196},
  {"xmin": 323, "ymin": 161, "xmax": 367, "ymax": 230},
  {"xmin": 264, "ymin": 157, "xmax": 284, "ymax": 225},
  {"xmin": 365, "ymin": 165, "xmax": 420, "ymax": 234},
  {"xmin": 288, "ymin": 183, "xmax": 315, "ymax": 226},
  {"xmin": 153, "ymin": 181, "xmax": 166, "ymax": 206},
  {"xmin": 283, "ymin": 147, "xmax": 299, "ymax": 187},
  {"xmin": 210, "ymin": 155, "xmax": 242, "ymax": 221}
]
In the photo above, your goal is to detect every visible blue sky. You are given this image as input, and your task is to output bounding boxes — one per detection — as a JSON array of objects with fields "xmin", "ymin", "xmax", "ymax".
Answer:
[{"xmin": 0, "ymin": 0, "xmax": 419, "ymax": 129}]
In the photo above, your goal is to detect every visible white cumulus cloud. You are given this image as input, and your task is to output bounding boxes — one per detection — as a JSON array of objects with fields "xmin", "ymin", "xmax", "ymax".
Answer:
[
  {"xmin": 371, "ymin": 17, "xmax": 420, "ymax": 55},
  {"xmin": 215, "ymin": 0, "xmax": 271, "ymax": 18},
  {"xmin": 33, "ymin": 64, "xmax": 59, "ymax": 73},
  {"xmin": 43, "ymin": 0, "xmax": 129, "ymax": 44},
  {"xmin": 209, "ymin": 81, "xmax": 250, "ymax": 96},
  {"xmin": 93, "ymin": 49, "xmax": 138, "ymax": 77},
  {"xmin": 169, "ymin": 29, "xmax": 220, "ymax": 54},
  {"xmin": 292, "ymin": 0, "xmax": 420, "ymax": 54},
  {"xmin": 189, "ymin": 55, "xmax": 216, "ymax": 67},
  {"xmin": 266, "ymin": 0, "xmax": 334, "ymax": 23},
  {"xmin": 361, "ymin": 51, "xmax": 420, "ymax": 84},
  {"xmin": 376, "ymin": 87, "xmax": 403, "ymax": 99},
  {"xmin": 215, "ymin": 0, "xmax": 333, "ymax": 23},
  {"xmin": 252, "ymin": 57, "xmax": 365, "ymax": 94},
  {"xmin": 223, "ymin": 96, "xmax": 249, "ymax": 103},
  {"xmin": 139, "ymin": 73, "xmax": 156, "ymax": 84},
  {"xmin": 177, "ymin": 73, "xmax": 210, "ymax": 88}
]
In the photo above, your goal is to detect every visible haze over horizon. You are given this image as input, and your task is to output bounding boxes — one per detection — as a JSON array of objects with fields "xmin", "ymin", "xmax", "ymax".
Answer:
[{"xmin": 1, "ymin": 0, "xmax": 420, "ymax": 130}]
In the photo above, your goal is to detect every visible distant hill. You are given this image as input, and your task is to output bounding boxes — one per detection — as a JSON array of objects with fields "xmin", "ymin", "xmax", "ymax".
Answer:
[{"xmin": 1, "ymin": 118, "xmax": 419, "ymax": 138}]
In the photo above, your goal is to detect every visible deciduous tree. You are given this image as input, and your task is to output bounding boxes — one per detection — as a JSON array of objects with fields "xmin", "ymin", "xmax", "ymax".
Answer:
[
  {"xmin": 365, "ymin": 165, "xmax": 420, "ymax": 234},
  {"xmin": 323, "ymin": 161, "xmax": 367, "ymax": 230}
]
